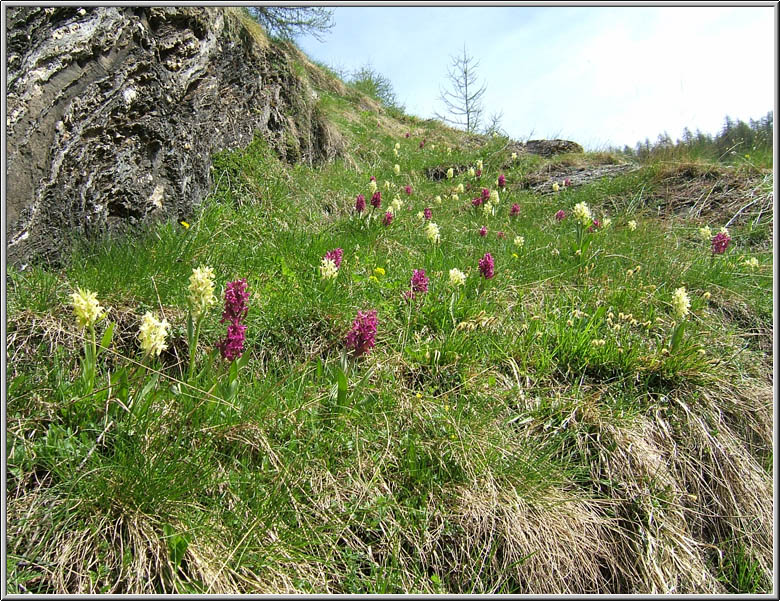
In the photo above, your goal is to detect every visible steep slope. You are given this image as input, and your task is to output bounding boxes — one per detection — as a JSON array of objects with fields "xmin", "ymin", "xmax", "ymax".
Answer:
[{"xmin": 5, "ymin": 7, "xmax": 773, "ymax": 596}]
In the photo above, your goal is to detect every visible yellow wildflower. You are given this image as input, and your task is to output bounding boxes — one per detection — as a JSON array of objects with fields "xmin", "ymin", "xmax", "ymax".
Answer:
[
  {"xmin": 572, "ymin": 201, "xmax": 592, "ymax": 227},
  {"xmin": 319, "ymin": 258, "xmax": 339, "ymax": 280},
  {"xmin": 671, "ymin": 287, "xmax": 690, "ymax": 320},
  {"xmin": 70, "ymin": 288, "xmax": 105, "ymax": 329},
  {"xmin": 448, "ymin": 267, "xmax": 466, "ymax": 287},
  {"xmin": 425, "ymin": 221, "xmax": 441, "ymax": 244},
  {"xmin": 743, "ymin": 256, "xmax": 759, "ymax": 270},
  {"xmin": 138, "ymin": 312, "xmax": 170, "ymax": 356},
  {"xmin": 188, "ymin": 265, "xmax": 216, "ymax": 319}
]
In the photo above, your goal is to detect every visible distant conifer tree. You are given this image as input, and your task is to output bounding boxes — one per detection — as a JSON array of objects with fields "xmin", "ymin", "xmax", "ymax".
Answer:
[{"xmin": 435, "ymin": 45, "xmax": 487, "ymax": 134}]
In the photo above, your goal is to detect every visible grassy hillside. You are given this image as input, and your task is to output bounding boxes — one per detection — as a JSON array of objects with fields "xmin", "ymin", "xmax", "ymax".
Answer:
[{"xmin": 5, "ymin": 47, "xmax": 774, "ymax": 593}]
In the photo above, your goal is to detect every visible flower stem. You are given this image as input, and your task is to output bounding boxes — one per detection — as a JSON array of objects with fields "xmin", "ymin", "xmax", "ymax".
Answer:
[
  {"xmin": 86, "ymin": 324, "xmax": 97, "ymax": 393},
  {"xmin": 187, "ymin": 316, "xmax": 202, "ymax": 383}
]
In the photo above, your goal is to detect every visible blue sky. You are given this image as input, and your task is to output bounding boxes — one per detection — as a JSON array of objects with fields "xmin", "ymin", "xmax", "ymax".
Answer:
[{"xmin": 296, "ymin": 5, "xmax": 775, "ymax": 150}]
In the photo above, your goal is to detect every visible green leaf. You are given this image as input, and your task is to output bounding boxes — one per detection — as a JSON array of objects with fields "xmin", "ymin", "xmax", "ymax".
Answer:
[
  {"xmin": 197, "ymin": 350, "xmax": 217, "ymax": 381},
  {"xmin": 227, "ymin": 379, "xmax": 239, "ymax": 401},
  {"xmin": 336, "ymin": 366, "xmax": 348, "ymax": 406},
  {"xmin": 186, "ymin": 313, "xmax": 194, "ymax": 346},
  {"xmin": 99, "ymin": 322, "xmax": 115, "ymax": 356},
  {"xmin": 163, "ymin": 524, "xmax": 189, "ymax": 570},
  {"xmin": 581, "ymin": 235, "xmax": 593, "ymax": 256},
  {"xmin": 671, "ymin": 321, "xmax": 685, "ymax": 353},
  {"xmin": 449, "ymin": 291, "xmax": 457, "ymax": 327},
  {"xmin": 280, "ymin": 257, "xmax": 297, "ymax": 282},
  {"xmin": 8, "ymin": 374, "xmax": 26, "ymax": 396},
  {"xmin": 113, "ymin": 368, "xmax": 130, "ymax": 404},
  {"xmin": 134, "ymin": 373, "xmax": 159, "ymax": 415}
]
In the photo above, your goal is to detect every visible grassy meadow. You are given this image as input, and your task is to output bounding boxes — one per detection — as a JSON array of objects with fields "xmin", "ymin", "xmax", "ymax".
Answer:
[{"xmin": 5, "ymin": 94, "xmax": 774, "ymax": 593}]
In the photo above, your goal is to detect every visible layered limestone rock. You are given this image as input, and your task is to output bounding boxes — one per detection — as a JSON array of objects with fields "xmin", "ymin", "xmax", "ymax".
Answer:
[
  {"xmin": 7, "ymin": 6, "xmax": 341, "ymax": 264},
  {"xmin": 511, "ymin": 139, "xmax": 585, "ymax": 157}
]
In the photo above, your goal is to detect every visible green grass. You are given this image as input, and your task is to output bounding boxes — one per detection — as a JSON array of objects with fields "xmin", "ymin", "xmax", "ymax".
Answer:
[{"xmin": 5, "ymin": 108, "xmax": 774, "ymax": 594}]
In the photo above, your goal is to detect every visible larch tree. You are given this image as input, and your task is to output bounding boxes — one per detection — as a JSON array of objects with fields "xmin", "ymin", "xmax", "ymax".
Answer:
[{"xmin": 435, "ymin": 45, "xmax": 487, "ymax": 134}]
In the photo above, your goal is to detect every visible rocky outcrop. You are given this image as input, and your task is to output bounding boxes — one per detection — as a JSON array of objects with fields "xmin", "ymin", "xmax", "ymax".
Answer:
[
  {"xmin": 510, "ymin": 139, "xmax": 584, "ymax": 157},
  {"xmin": 7, "ymin": 7, "xmax": 341, "ymax": 265}
]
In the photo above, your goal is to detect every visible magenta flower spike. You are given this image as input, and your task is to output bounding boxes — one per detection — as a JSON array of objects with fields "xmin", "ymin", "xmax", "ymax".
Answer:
[
  {"xmin": 218, "ymin": 278, "xmax": 250, "ymax": 360},
  {"xmin": 410, "ymin": 269, "xmax": 429, "ymax": 294},
  {"xmin": 510, "ymin": 203, "xmax": 520, "ymax": 217},
  {"xmin": 371, "ymin": 190, "xmax": 382, "ymax": 208},
  {"xmin": 221, "ymin": 278, "xmax": 249, "ymax": 324},
  {"xmin": 498, "ymin": 174, "xmax": 506, "ymax": 188},
  {"xmin": 479, "ymin": 253, "xmax": 495, "ymax": 279},
  {"xmin": 423, "ymin": 207, "xmax": 432, "ymax": 220},
  {"xmin": 345, "ymin": 309, "xmax": 378, "ymax": 357},
  {"xmin": 479, "ymin": 226, "xmax": 487, "ymax": 237},
  {"xmin": 405, "ymin": 185, "xmax": 413, "ymax": 196},
  {"xmin": 324, "ymin": 248, "xmax": 343, "ymax": 268},
  {"xmin": 711, "ymin": 232, "xmax": 731, "ymax": 254},
  {"xmin": 383, "ymin": 211, "xmax": 393, "ymax": 226},
  {"xmin": 355, "ymin": 194, "xmax": 366, "ymax": 213},
  {"xmin": 555, "ymin": 209, "xmax": 566, "ymax": 221},
  {"xmin": 217, "ymin": 322, "xmax": 247, "ymax": 361}
]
